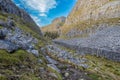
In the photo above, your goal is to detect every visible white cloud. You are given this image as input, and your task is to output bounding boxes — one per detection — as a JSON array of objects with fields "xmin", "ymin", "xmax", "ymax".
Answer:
[
  {"xmin": 23, "ymin": 0, "xmax": 57, "ymax": 16},
  {"xmin": 39, "ymin": 13, "xmax": 47, "ymax": 17}
]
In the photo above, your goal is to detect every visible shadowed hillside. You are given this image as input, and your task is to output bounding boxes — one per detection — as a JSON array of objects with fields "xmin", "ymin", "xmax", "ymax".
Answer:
[{"xmin": 0, "ymin": 0, "xmax": 42, "ymax": 36}]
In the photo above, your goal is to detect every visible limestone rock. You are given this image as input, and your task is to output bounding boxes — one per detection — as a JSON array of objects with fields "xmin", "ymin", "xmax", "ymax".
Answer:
[
  {"xmin": 61, "ymin": 0, "xmax": 120, "ymax": 38},
  {"xmin": 0, "ymin": 18, "xmax": 39, "ymax": 56},
  {"xmin": 0, "ymin": 40, "xmax": 18, "ymax": 52},
  {"xmin": 47, "ymin": 64, "xmax": 60, "ymax": 73}
]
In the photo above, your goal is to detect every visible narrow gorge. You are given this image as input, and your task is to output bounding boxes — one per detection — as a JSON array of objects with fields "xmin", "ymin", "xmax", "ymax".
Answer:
[{"xmin": 0, "ymin": 0, "xmax": 120, "ymax": 80}]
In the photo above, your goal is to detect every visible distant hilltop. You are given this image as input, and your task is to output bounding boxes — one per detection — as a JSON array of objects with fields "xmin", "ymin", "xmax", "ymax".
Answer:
[{"xmin": 41, "ymin": 16, "xmax": 66, "ymax": 34}]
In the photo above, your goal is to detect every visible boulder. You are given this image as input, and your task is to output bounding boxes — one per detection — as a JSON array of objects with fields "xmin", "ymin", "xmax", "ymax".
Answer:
[
  {"xmin": 0, "ymin": 40, "xmax": 18, "ymax": 52},
  {"xmin": 7, "ymin": 17, "xmax": 15, "ymax": 29}
]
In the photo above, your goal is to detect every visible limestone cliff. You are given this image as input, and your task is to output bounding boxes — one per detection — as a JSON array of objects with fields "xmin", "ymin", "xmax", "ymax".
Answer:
[
  {"xmin": 53, "ymin": 0, "xmax": 120, "ymax": 62},
  {"xmin": 61, "ymin": 0, "xmax": 120, "ymax": 38}
]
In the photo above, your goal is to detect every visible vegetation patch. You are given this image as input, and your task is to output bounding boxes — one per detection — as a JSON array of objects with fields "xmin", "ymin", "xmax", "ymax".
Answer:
[
  {"xmin": 44, "ymin": 31, "xmax": 59, "ymax": 39},
  {"xmin": 85, "ymin": 55, "xmax": 120, "ymax": 80}
]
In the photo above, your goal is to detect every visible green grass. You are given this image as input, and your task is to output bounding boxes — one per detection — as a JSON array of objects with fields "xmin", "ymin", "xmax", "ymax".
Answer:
[
  {"xmin": 85, "ymin": 55, "xmax": 120, "ymax": 80},
  {"xmin": 0, "ymin": 50, "xmax": 38, "ymax": 66},
  {"xmin": 0, "ymin": 50, "xmax": 20, "ymax": 66},
  {"xmin": 0, "ymin": 26, "xmax": 3, "ymax": 29},
  {"xmin": 0, "ymin": 49, "xmax": 43, "ymax": 79},
  {"xmin": 20, "ymin": 73, "xmax": 40, "ymax": 80},
  {"xmin": 88, "ymin": 73, "xmax": 102, "ymax": 80},
  {"xmin": 0, "ymin": 14, "xmax": 7, "ymax": 21},
  {"xmin": 0, "ymin": 76, "xmax": 7, "ymax": 80},
  {"xmin": 47, "ymin": 66, "xmax": 62, "ymax": 80}
]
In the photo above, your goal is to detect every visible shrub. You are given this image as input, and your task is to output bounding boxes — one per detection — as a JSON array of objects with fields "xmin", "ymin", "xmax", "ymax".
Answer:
[{"xmin": 44, "ymin": 31, "xmax": 59, "ymax": 39}]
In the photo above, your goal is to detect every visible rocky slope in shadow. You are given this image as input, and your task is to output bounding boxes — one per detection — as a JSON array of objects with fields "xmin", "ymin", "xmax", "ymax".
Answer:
[
  {"xmin": 0, "ymin": 0, "xmax": 52, "ymax": 79},
  {"xmin": 0, "ymin": 0, "xmax": 42, "ymax": 36}
]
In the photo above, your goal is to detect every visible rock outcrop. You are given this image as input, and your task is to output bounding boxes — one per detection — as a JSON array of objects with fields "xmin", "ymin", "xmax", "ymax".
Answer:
[
  {"xmin": 0, "ymin": 0, "xmax": 42, "ymax": 36},
  {"xmin": 0, "ymin": 18, "xmax": 39, "ymax": 56},
  {"xmin": 0, "ymin": 0, "xmax": 44, "ymax": 56}
]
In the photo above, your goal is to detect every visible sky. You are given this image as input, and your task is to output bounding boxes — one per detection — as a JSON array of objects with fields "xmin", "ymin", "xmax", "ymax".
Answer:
[{"xmin": 12, "ymin": 0, "xmax": 77, "ymax": 27}]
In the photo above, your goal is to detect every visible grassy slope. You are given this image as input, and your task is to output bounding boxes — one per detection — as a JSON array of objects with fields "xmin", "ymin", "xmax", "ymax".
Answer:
[
  {"xmin": 41, "ymin": 24, "xmax": 57, "ymax": 33},
  {"xmin": 0, "ymin": 13, "xmax": 62, "ymax": 80}
]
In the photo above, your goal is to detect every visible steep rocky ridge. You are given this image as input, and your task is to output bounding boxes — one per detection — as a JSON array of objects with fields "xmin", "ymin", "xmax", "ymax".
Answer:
[
  {"xmin": 0, "ymin": 0, "xmax": 46, "ymax": 79},
  {"xmin": 61, "ymin": 0, "xmax": 120, "ymax": 38},
  {"xmin": 0, "ymin": 0, "xmax": 42, "ymax": 36},
  {"xmin": 42, "ymin": 16, "xmax": 66, "ymax": 34}
]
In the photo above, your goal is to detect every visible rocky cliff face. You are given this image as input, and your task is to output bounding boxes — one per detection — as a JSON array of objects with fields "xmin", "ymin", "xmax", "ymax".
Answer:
[
  {"xmin": 53, "ymin": 0, "xmax": 120, "ymax": 62},
  {"xmin": 0, "ymin": 0, "xmax": 42, "ymax": 36},
  {"xmin": 42, "ymin": 16, "xmax": 66, "ymax": 34},
  {"xmin": 61, "ymin": 0, "xmax": 120, "ymax": 38}
]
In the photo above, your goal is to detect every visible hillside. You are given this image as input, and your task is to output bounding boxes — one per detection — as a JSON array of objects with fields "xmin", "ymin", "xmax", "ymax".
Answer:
[
  {"xmin": 60, "ymin": 0, "xmax": 120, "ymax": 38},
  {"xmin": 0, "ymin": 0, "xmax": 46, "ymax": 79},
  {"xmin": 41, "ymin": 16, "xmax": 66, "ymax": 34},
  {"xmin": 0, "ymin": 0, "xmax": 42, "ymax": 36}
]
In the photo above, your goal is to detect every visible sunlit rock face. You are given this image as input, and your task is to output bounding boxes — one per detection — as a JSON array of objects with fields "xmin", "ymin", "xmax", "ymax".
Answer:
[
  {"xmin": 61, "ymin": 0, "xmax": 120, "ymax": 38},
  {"xmin": 52, "ymin": 0, "xmax": 120, "ymax": 62},
  {"xmin": 42, "ymin": 16, "xmax": 66, "ymax": 34}
]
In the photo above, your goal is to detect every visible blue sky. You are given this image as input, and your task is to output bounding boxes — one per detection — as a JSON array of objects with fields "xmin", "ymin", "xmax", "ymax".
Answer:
[{"xmin": 12, "ymin": 0, "xmax": 77, "ymax": 27}]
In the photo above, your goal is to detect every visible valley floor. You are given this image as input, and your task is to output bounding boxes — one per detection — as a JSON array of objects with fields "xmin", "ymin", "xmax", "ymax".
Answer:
[
  {"xmin": 41, "ymin": 40, "xmax": 120, "ymax": 80},
  {"xmin": 0, "ymin": 39, "xmax": 120, "ymax": 80}
]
